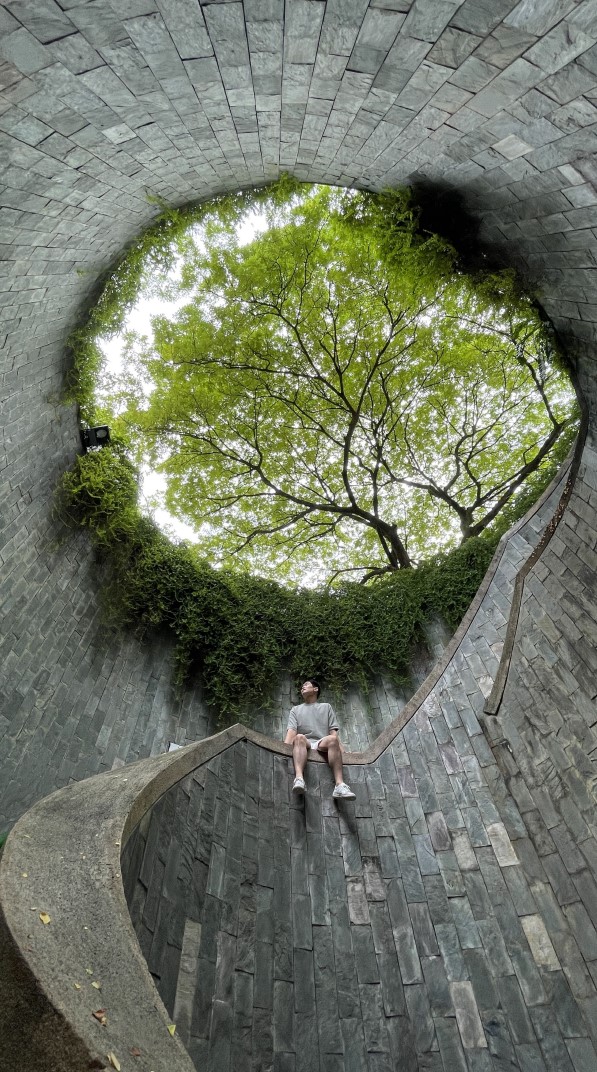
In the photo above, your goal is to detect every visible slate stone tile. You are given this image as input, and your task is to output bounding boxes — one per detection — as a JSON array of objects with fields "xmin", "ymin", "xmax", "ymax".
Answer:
[
  {"xmin": 483, "ymin": 1007, "xmax": 519, "ymax": 1070},
  {"xmin": 530, "ymin": 1006, "xmax": 575, "ymax": 1072},
  {"xmin": 295, "ymin": 1012, "xmax": 321, "ymax": 1072},
  {"xmin": 344, "ymin": 875, "xmax": 369, "ymax": 925},
  {"xmin": 525, "ymin": 810, "xmax": 557, "ymax": 856},
  {"xmin": 573, "ymin": 871, "xmax": 597, "ymax": 930},
  {"xmin": 355, "ymin": 817, "xmax": 376, "ymax": 858},
  {"xmin": 405, "ymin": 796, "xmax": 427, "ymax": 834},
  {"xmin": 366, "ymin": 767, "xmax": 385, "ymax": 799},
  {"xmin": 291, "ymin": 847, "xmax": 309, "ymax": 898},
  {"xmin": 435, "ymin": 848, "xmax": 467, "ymax": 899},
  {"xmin": 313, "ymin": 926, "xmax": 343, "ymax": 1054},
  {"xmin": 543, "ymin": 853, "xmax": 582, "ymax": 906},
  {"xmin": 237, "ymin": 881, "xmax": 256, "ymax": 974},
  {"xmin": 214, "ymin": 931, "xmax": 236, "ymax": 1004},
  {"xmin": 476, "ymin": 846, "xmax": 509, "ymax": 901},
  {"xmin": 504, "ymin": 866, "xmax": 537, "ymax": 915},
  {"xmin": 452, "ymin": 773, "xmax": 477, "ymax": 808},
  {"xmin": 326, "ymin": 851, "xmax": 347, "ymax": 902},
  {"xmin": 354, "ymin": 779, "xmax": 373, "ymax": 817},
  {"xmin": 514, "ymin": 1041, "xmax": 550, "ymax": 1071},
  {"xmin": 413, "ymin": 832, "xmax": 440, "ymax": 876},
  {"xmin": 342, "ymin": 830, "xmax": 362, "ymax": 877},
  {"xmin": 440, "ymin": 741, "xmax": 465, "ymax": 774},
  {"xmin": 191, "ymin": 956, "xmax": 216, "ymax": 1038},
  {"xmin": 565, "ymin": 1038, "xmax": 597, "ymax": 1072},
  {"xmin": 434, "ymin": 1017, "xmax": 469, "ymax": 1071},
  {"xmin": 377, "ymin": 750, "xmax": 397, "ymax": 782},
  {"xmin": 462, "ymin": 807, "xmax": 491, "ymax": 848},
  {"xmin": 384, "ymin": 783, "xmax": 406, "ymax": 819},
  {"xmin": 546, "ymin": 971, "xmax": 588, "ymax": 1038},
  {"xmin": 363, "ymin": 855, "xmax": 386, "ymax": 901},
  {"xmin": 372, "ymin": 796, "xmax": 393, "ymax": 836},
  {"xmin": 253, "ymin": 1005, "xmax": 274, "ymax": 1072},
  {"xmin": 398, "ymin": 766, "xmax": 418, "ymax": 797},
  {"xmin": 336, "ymin": 949, "xmax": 361, "ymax": 1018},
  {"xmin": 424, "ymin": 873, "xmax": 452, "ymax": 924},
  {"xmin": 208, "ymin": 998, "xmax": 232, "ymax": 1072},
  {"xmin": 259, "ymin": 748, "xmax": 273, "ymax": 803},
  {"xmin": 464, "ymin": 872, "xmax": 493, "ymax": 921},
  {"xmin": 359, "ymin": 982, "xmax": 390, "ymax": 1052},
  {"xmin": 436, "ymin": 921, "xmax": 468, "ymax": 981},
  {"xmin": 274, "ymin": 1055, "xmax": 295, "ymax": 1072},
  {"xmin": 274, "ymin": 980, "xmax": 295, "ymax": 1054},
  {"xmin": 254, "ymin": 939, "xmax": 274, "ymax": 1009},
  {"xmin": 293, "ymin": 946, "xmax": 316, "ymax": 1016},
  {"xmin": 386, "ymin": 1014, "xmax": 418, "ymax": 1072},
  {"xmin": 290, "ymin": 806, "xmax": 308, "ymax": 851},
  {"xmin": 187, "ymin": 1036, "xmax": 210, "ymax": 1068},
  {"xmin": 520, "ymin": 914, "xmax": 560, "ymax": 972},
  {"xmin": 340, "ymin": 1017, "xmax": 368, "ymax": 1072},
  {"xmin": 401, "ymin": 857, "xmax": 427, "ymax": 903},
  {"xmin": 422, "ymin": 955, "xmax": 453, "ymax": 1018},
  {"xmin": 274, "ymin": 832, "xmax": 291, "ymax": 873},
  {"xmin": 487, "ymin": 823, "xmax": 519, "ymax": 867},
  {"xmin": 274, "ymin": 925, "xmax": 293, "ymax": 981},
  {"xmin": 292, "ymin": 893, "xmax": 313, "ymax": 951},
  {"xmin": 474, "ymin": 789, "xmax": 501, "ymax": 827},
  {"xmin": 234, "ymin": 969, "xmax": 253, "ymax": 1030},
  {"xmin": 510, "ymin": 948, "xmax": 547, "ymax": 1007},
  {"xmin": 323, "ymin": 815, "xmax": 342, "ymax": 856},
  {"xmin": 451, "ymin": 896, "xmax": 482, "ymax": 949},
  {"xmin": 352, "ymin": 923, "xmax": 380, "ymax": 986},
  {"xmin": 498, "ymin": 974, "xmax": 535, "ymax": 1044},
  {"xmin": 464, "ymin": 947, "xmax": 499, "ymax": 1011},
  {"xmin": 477, "ymin": 918, "xmax": 514, "ymax": 977},
  {"xmin": 377, "ymin": 834, "xmax": 401, "ymax": 877},
  {"xmin": 310, "ymin": 871, "xmax": 331, "ymax": 926},
  {"xmin": 385, "ymin": 874, "xmax": 409, "ymax": 927},
  {"xmin": 428, "ymin": 809, "xmax": 452, "ymax": 851},
  {"xmin": 465, "ymin": 1051, "xmax": 494, "ymax": 1072},
  {"xmin": 409, "ymin": 901, "xmax": 440, "ymax": 956},
  {"xmin": 514, "ymin": 838, "xmax": 548, "ymax": 885},
  {"xmin": 562, "ymin": 902, "xmax": 597, "ymax": 961}
]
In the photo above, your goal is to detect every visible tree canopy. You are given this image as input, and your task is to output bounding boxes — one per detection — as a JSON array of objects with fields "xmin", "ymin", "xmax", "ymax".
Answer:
[{"xmin": 102, "ymin": 182, "xmax": 577, "ymax": 586}]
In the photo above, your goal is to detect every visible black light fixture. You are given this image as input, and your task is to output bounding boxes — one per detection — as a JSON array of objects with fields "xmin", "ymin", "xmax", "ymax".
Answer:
[{"xmin": 80, "ymin": 425, "xmax": 110, "ymax": 451}]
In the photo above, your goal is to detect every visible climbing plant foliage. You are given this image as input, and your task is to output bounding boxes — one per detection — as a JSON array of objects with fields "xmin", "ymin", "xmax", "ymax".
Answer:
[
  {"xmin": 57, "ymin": 436, "xmax": 573, "ymax": 725},
  {"xmin": 61, "ymin": 178, "xmax": 579, "ymax": 724}
]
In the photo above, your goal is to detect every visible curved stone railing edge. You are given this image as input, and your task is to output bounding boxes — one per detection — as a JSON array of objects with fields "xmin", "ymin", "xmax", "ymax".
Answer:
[
  {"xmin": 0, "ymin": 726, "xmax": 251, "ymax": 1072},
  {"xmin": 484, "ymin": 427, "xmax": 586, "ymax": 715}
]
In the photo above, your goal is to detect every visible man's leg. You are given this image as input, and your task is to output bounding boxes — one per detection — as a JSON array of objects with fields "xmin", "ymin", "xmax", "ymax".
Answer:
[
  {"xmin": 292, "ymin": 734, "xmax": 309, "ymax": 780},
  {"xmin": 317, "ymin": 735, "xmax": 344, "ymax": 785}
]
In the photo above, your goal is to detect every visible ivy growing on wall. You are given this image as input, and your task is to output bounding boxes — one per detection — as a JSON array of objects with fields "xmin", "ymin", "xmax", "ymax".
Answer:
[{"xmin": 57, "ymin": 440, "xmax": 574, "ymax": 724}]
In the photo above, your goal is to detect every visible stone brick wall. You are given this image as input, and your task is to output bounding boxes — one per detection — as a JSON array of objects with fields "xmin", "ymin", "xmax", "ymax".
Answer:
[{"xmin": 5, "ymin": 3, "xmax": 597, "ymax": 1068}]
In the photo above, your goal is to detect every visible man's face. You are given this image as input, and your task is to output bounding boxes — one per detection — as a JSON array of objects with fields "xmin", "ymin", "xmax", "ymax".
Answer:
[{"xmin": 301, "ymin": 681, "xmax": 318, "ymax": 701}]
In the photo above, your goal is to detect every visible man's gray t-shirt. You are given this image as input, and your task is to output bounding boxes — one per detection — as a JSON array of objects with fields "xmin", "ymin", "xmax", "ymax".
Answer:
[{"xmin": 287, "ymin": 701, "xmax": 339, "ymax": 743}]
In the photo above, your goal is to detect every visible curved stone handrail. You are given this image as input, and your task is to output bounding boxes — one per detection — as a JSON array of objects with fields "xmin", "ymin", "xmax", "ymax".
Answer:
[{"xmin": 0, "ymin": 727, "xmax": 249, "ymax": 1071}]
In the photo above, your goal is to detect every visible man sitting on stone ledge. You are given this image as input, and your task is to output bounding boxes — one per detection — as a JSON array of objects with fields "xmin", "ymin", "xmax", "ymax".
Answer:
[{"xmin": 284, "ymin": 679, "xmax": 356, "ymax": 799}]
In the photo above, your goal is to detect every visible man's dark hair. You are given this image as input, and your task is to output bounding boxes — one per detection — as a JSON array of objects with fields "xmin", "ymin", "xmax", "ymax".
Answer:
[{"xmin": 300, "ymin": 678, "xmax": 321, "ymax": 697}]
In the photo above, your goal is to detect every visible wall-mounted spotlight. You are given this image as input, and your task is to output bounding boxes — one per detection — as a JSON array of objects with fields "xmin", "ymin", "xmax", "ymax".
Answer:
[{"xmin": 80, "ymin": 426, "xmax": 110, "ymax": 452}]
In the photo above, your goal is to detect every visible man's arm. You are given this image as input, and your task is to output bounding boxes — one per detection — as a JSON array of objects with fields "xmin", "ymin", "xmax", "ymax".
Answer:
[{"xmin": 284, "ymin": 728, "xmax": 297, "ymax": 745}]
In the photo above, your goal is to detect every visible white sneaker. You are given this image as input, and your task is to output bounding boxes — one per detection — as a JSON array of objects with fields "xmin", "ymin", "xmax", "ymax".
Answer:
[
  {"xmin": 333, "ymin": 782, "xmax": 356, "ymax": 800},
  {"xmin": 292, "ymin": 777, "xmax": 306, "ymax": 795}
]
